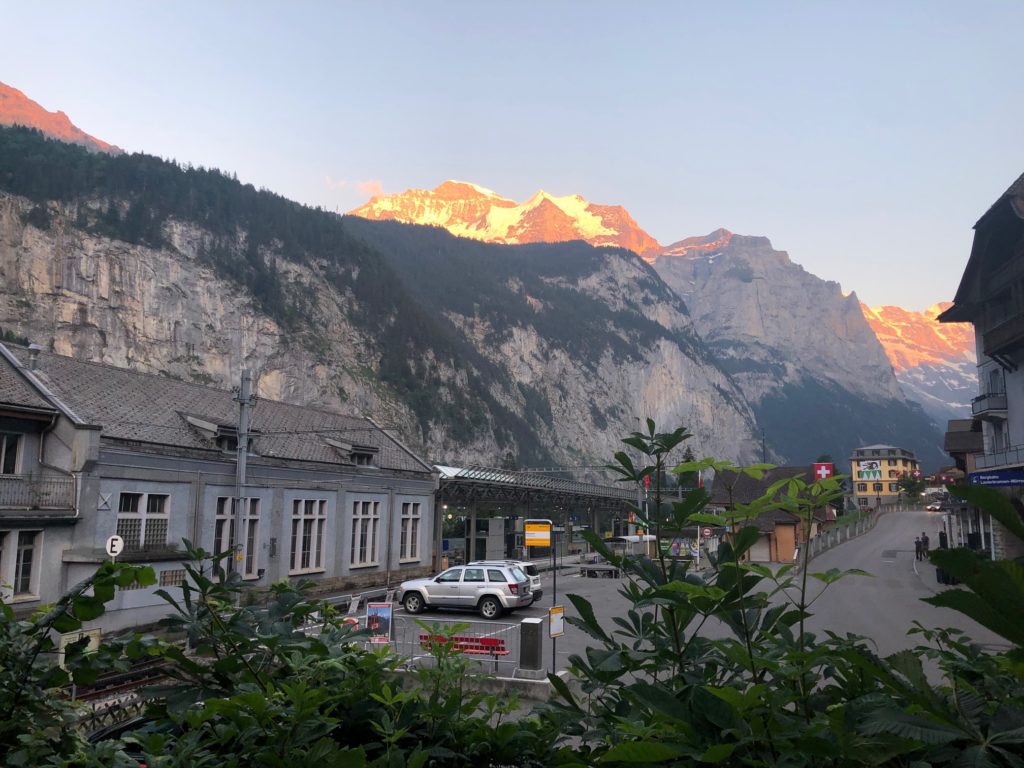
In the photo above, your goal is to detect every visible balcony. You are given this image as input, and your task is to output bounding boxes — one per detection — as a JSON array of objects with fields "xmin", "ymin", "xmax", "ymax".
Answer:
[
  {"xmin": 982, "ymin": 314, "xmax": 1024, "ymax": 360},
  {"xmin": 977, "ymin": 444, "xmax": 1024, "ymax": 470},
  {"xmin": 0, "ymin": 474, "xmax": 76, "ymax": 510},
  {"xmin": 972, "ymin": 391, "xmax": 1008, "ymax": 419}
]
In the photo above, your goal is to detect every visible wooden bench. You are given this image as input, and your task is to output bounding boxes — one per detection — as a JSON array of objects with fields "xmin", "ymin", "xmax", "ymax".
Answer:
[
  {"xmin": 418, "ymin": 633, "xmax": 510, "ymax": 657},
  {"xmin": 580, "ymin": 564, "xmax": 621, "ymax": 578}
]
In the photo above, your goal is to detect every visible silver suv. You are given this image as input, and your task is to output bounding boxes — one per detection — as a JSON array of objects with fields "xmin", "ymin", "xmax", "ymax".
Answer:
[
  {"xmin": 469, "ymin": 560, "xmax": 542, "ymax": 603},
  {"xmin": 397, "ymin": 564, "xmax": 531, "ymax": 619}
]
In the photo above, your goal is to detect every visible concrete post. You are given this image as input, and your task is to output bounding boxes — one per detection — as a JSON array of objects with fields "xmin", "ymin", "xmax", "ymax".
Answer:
[{"xmin": 516, "ymin": 617, "xmax": 546, "ymax": 680}]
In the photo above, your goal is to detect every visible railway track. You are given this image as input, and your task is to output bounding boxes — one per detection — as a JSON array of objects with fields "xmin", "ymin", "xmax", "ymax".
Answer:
[{"xmin": 69, "ymin": 660, "xmax": 170, "ymax": 704}]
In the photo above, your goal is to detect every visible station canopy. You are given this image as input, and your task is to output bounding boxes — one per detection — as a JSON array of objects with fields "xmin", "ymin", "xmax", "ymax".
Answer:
[{"xmin": 435, "ymin": 465, "xmax": 636, "ymax": 514}]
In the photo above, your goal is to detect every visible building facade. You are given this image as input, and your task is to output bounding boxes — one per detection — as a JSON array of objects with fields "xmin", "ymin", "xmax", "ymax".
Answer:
[
  {"xmin": 0, "ymin": 343, "xmax": 437, "ymax": 633},
  {"xmin": 849, "ymin": 444, "xmax": 920, "ymax": 509},
  {"xmin": 940, "ymin": 171, "xmax": 1024, "ymax": 560}
]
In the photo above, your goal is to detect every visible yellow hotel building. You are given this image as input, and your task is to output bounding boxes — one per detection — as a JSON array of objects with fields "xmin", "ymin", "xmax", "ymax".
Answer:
[{"xmin": 849, "ymin": 444, "xmax": 921, "ymax": 510}]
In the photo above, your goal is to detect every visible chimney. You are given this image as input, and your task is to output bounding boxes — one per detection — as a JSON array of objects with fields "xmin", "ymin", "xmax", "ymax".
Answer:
[{"xmin": 27, "ymin": 343, "xmax": 41, "ymax": 370}]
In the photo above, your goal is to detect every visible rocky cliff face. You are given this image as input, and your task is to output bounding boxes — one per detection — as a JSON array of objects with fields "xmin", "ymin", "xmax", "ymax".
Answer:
[
  {"xmin": 0, "ymin": 189, "xmax": 760, "ymax": 467},
  {"xmin": 652, "ymin": 231, "xmax": 945, "ymax": 467},
  {"xmin": 861, "ymin": 302, "xmax": 976, "ymax": 424},
  {"xmin": 0, "ymin": 81, "xmax": 121, "ymax": 154},
  {"xmin": 350, "ymin": 180, "xmax": 662, "ymax": 258}
]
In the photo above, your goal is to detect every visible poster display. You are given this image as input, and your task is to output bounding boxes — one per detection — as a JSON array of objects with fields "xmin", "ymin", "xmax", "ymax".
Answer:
[{"xmin": 366, "ymin": 602, "xmax": 392, "ymax": 644}]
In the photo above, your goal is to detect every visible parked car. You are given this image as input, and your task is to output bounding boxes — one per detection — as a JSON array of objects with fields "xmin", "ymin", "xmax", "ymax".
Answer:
[
  {"xmin": 469, "ymin": 559, "xmax": 542, "ymax": 603},
  {"xmin": 397, "ymin": 564, "xmax": 531, "ymax": 619},
  {"xmin": 926, "ymin": 502, "xmax": 942, "ymax": 512}
]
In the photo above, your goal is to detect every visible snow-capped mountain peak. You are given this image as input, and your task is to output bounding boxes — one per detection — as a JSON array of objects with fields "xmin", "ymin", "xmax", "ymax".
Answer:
[{"xmin": 349, "ymin": 181, "xmax": 662, "ymax": 257}]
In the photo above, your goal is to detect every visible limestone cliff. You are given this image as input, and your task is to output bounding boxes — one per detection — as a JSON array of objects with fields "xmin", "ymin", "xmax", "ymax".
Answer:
[
  {"xmin": 0, "ymin": 190, "xmax": 760, "ymax": 468},
  {"xmin": 653, "ymin": 231, "xmax": 945, "ymax": 467}
]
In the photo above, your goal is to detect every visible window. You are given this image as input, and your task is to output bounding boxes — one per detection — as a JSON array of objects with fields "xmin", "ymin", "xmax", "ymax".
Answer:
[
  {"xmin": 487, "ymin": 569, "xmax": 505, "ymax": 582},
  {"xmin": 159, "ymin": 569, "xmax": 186, "ymax": 587},
  {"xmin": 857, "ymin": 483, "xmax": 867, "ymax": 492},
  {"xmin": 0, "ymin": 433, "xmax": 20, "ymax": 474},
  {"xmin": 888, "ymin": 483, "xmax": 898, "ymax": 492},
  {"xmin": 888, "ymin": 470, "xmax": 898, "ymax": 479},
  {"xmin": 290, "ymin": 499, "xmax": 327, "ymax": 574},
  {"xmin": 437, "ymin": 568, "xmax": 462, "ymax": 583},
  {"xmin": 214, "ymin": 497, "xmax": 261, "ymax": 578},
  {"xmin": 116, "ymin": 492, "xmax": 170, "ymax": 552},
  {"xmin": 352, "ymin": 452, "xmax": 374, "ymax": 466},
  {"xmin": 872, "ymin": 483, "xmax": 883, "ymax": 493},
  {"xmin": 350, "ymin": 500, "xmax": 380, "ymax": 567},
  {"xmin": 858, "ymin": 497, "xmax": 868, "ymax": 507},
  {"xmin": 463, "ymin": 567, "xmax": 485, "ymax": 583},
  {"xmin": 400, "ymin": 502, "xmax": 421, "ymax": 561},
  {"xmin": 0, "ymin": 530, "xmax": 41, "ymax": 600}
]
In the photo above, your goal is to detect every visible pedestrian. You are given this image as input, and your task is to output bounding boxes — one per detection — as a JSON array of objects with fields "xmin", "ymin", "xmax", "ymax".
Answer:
[
  {"xmin": 914, "ymin": 537, "xmax": 922, "ymax": 561},
  {"xmin": 921, "ymin": 532, "xmax": 930, "ymax": 558}
]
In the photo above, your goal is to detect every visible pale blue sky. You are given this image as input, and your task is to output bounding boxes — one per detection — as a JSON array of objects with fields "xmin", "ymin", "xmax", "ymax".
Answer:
[{"xmin": 3, "ymin": 1, "xmax": 1022, "ymax": 310}]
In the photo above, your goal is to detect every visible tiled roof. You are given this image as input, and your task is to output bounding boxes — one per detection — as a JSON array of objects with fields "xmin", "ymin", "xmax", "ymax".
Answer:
[
  {"xmin": 708, "ymin": 466, "xmax": 813, "ymax": 506},
  {"xmin": 4, "ymin": 346, "xmax": 431, "ymax": 474},
  {"xmin": 0, "ymin": 347, "xmax": 57, "ymax": 412}
]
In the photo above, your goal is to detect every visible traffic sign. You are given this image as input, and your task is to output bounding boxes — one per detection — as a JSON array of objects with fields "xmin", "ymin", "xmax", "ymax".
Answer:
[
  {"xmin": 701, "ymin": 527, "xmax": 713, "ymax": 538},
  {"xmin": 105, "ymin": 535, "xmax": 124, "ymax": 559}
]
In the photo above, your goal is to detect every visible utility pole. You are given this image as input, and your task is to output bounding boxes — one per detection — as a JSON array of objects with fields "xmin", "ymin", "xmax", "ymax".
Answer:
[{"xmin": 234, "ymin": 369, "xmax": 255, "ymax": 576}]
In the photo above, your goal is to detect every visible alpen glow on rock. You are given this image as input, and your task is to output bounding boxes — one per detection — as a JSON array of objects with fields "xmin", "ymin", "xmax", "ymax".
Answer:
[
  {"xmin": 0, "ymin": 81, "xmax": 121, "ymax": 154},
  {"xmin": 350, "ymin": 180, "xmax": 662, "ymax": 257}
]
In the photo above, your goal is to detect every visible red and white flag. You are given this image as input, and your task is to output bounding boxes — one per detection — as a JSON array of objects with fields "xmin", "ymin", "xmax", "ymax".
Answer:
[{"xmin": 813, "ymin": 463, "xmax": 834, "ymax": 481}]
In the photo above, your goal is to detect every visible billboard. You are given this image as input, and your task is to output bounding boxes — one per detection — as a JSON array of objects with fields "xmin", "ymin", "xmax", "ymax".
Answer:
[{"xmin": 858, "ymin": 460, "xmax": 882, "ymax": 480}]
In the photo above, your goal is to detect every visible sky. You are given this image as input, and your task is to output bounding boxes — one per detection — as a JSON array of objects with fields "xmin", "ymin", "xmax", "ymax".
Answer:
[{"xmin": 2, "ymin": 1, "xmax": 1022, "ymax": 311}]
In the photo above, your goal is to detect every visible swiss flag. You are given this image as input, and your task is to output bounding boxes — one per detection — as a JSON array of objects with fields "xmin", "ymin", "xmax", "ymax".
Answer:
[{"xmin": 813, "ymin": 463, "xmax": 834, "ymax": 481}]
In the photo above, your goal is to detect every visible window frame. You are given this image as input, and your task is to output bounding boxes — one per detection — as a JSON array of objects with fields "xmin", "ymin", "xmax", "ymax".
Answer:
[
  {"xmin": 399, "ymin": 501, "xmax": 421, "ymax": 562},
  {"xmin": 350, "ymin": 499, "xmax": 381, "ymax": 569},
  {"xmin": 289, "ymin": 498, "xmax": 327, "ymax": 575},
  {"xmin": 0, "ymin": 432, "xmax": 21, "ymax": 474},
  {"xmin": 116, "ymin": 491, "xmax": 171, "ymax": 552},
  {"xmin": 214, "ymin": 496, "xmax": 261, "ymax": 579},
  {"xmin": 0, "ymin": 528, "xmax": 42, "ymax": 602}
]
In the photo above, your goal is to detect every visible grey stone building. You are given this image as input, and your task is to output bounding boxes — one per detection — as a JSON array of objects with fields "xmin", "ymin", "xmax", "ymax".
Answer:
[{"xmin": 0, "ymin": 343, "xmax": 437, "ymax": 632}]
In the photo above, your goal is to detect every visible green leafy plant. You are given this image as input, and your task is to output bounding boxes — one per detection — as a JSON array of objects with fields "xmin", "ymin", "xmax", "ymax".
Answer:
[{"xmin": 0, "ymin": 561, "xmax": 155, "ymax": 766}]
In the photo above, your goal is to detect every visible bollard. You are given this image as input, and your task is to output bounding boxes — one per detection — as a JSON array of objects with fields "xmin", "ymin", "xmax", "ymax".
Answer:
[{"xmin": 515, "ymin": 618, "xmax": 546, "ymax": 680}]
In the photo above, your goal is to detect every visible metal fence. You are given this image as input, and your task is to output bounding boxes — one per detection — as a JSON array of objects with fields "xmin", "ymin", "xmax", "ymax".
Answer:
[
  {"xmin": 388, "ymin": 615, "xmax": 521, "ymax": 675},
  {"xmin": 805, "ymin": 511, "xmax": 878, "ymax": 563},
  {"xmin": 0, "ymin": 474, "xmax": 75, "ymax": 509}
]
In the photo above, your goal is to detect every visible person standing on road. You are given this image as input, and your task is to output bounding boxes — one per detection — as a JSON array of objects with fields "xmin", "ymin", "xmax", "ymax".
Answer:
[
  {"xmin": 914, "ymin": 537, "xmax": 923, "ymax": 561},
  {"xmin": 921, "ymin": 532, "xmax": 930, "ymax": 558}
]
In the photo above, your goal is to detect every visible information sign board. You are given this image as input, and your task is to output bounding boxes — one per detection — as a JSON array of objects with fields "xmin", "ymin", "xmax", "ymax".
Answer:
[
  {"xmin": 525, "ymin": 518, "xmax": 552, "ymax": 548},
  {"xmin": 549, "ymin": 605, "xmax": 565, "ymax": 638}
]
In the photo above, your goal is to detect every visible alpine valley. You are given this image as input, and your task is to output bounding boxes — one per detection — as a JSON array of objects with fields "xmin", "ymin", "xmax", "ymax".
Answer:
[{"xmin": 0, "ymin": 84, "xmax": 974, "ymax": 470}]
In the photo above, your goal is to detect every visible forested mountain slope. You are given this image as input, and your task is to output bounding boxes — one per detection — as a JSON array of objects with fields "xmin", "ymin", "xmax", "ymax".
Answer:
[{"xmin": 0, "ymin": 125, "xmax": 759, "ymax": 467}]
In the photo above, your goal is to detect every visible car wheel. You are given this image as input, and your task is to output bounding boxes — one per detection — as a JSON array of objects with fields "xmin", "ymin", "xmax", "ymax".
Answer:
[
  {"xmin": 478, "ymin": 596, "xmax": 502, "ymax": 619},
  {"xmin": 403, "ymin": 592, "xmax": 425, "ymax": 614}
]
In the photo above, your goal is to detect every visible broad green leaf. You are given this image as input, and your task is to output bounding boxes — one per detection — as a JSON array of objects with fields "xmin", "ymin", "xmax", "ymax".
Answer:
[{"xmin": 601, "ymin": 741, "xmax": 685, "ymax": 762}]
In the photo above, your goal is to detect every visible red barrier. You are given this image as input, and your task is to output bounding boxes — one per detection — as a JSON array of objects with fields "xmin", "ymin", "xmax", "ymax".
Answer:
[{"xmin": 418, "ymin": 633, "xmax": 509, "ymax": 656}]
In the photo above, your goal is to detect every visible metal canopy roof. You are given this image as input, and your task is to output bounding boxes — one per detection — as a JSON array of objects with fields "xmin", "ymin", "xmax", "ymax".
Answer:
[{"xmin": 436, "ymin": 464, "xmax": 636, "ymax": 513}]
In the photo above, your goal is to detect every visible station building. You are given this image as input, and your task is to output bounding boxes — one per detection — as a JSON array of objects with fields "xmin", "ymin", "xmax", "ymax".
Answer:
[{"xmin": 0, "ymin": 342, "xmax": 437, "ymax": 633}]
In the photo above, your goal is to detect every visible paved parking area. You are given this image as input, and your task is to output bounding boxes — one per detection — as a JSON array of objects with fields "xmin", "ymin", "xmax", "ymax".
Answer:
[{"xmin": 393, "ymin": 566, "xmax": 637, "ymax": 672}]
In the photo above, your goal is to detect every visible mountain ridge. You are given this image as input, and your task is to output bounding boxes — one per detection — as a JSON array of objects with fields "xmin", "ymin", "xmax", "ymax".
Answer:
[{"xmin": 0, "ymin": 81, "xmax": 121, "ymax": 154}]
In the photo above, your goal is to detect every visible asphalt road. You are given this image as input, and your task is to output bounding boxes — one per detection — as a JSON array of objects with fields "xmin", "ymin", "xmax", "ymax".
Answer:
[
  {"xmin": 801, "ymin": 507, "xmax": 1005, "ymax": 656},
  {"xmin": 392, "ymin": 508, "xmax": 1007, "ymax": 672}
]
